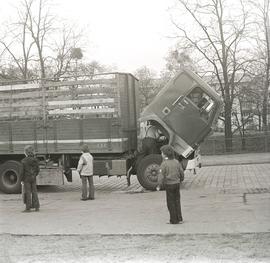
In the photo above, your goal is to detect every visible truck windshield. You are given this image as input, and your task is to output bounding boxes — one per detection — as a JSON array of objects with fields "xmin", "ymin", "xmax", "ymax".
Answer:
[{"xmin": 187, "ymin": 87, "xmax": 215, "ymax": 120}]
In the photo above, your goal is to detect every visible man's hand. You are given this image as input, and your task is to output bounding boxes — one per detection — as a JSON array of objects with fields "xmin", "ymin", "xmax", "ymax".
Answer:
[{"xmin": 156, "ymin": 185, "xmax": 161, "ymax": 191}]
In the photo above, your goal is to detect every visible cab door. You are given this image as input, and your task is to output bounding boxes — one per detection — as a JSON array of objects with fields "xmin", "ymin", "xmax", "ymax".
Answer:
[{"xmin": 162, "ymin": 87, "xmax": 214, "ymax": 146}]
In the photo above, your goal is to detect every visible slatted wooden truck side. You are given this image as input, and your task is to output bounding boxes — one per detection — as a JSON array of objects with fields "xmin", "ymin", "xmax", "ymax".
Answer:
[{"xmin": 0, "ymin": 73, "xmax": 140, "ymax": 193}]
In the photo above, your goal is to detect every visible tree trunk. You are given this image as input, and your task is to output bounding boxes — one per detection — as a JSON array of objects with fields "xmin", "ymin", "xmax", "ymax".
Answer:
[
  {"xmin": 241, "ymin": 129, "xmax": 246, "ymax": 151},
  {"xmin": 262, "ymin": 97, "xmax": 268, "ymax": 132},
  {"xmin": 224, "ymin": 101, "xmax": 233, "ymax": 152},
  {"xmin": 262, "ymin": 76, "xmax": 269, "ymax": 133},
  {"xmin": 259, "ymin": 113, "xmax": 262, "ymax": 131},
  {"xmin": 40, "ymin": 57, "xmax": 46, "ymax": 79},
  {"xmin": 241, "ymin": 137, "xmax": 246, "ymax": 151}
]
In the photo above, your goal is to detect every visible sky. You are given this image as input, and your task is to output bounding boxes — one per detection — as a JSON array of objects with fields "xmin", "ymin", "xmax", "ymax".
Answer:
[{"xmin": 1, "ymin": 0, "xmax": 178, "ymax": 75}]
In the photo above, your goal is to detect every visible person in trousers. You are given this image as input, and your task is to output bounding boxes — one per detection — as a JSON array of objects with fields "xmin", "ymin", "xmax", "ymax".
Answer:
[
  {"xmin": 77, "ymin": 144, "xmax": 95, "ymax": 201},
  {"xmin": 21, "ymin": 145, "xmax": 40, "ymax": 212},
  {"xmin": 157, "ymin": 145, "xmax": 184, "ymax": 224},
  {"xmin": 141, "ymin": 121, "xmax": 160, "ymax": 155}
]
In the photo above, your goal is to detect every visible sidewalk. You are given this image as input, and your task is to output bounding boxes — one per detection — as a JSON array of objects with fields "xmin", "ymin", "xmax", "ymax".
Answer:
[{"xmin": 202, "ymin": 152, "xmax": 270, "ymax": 166}]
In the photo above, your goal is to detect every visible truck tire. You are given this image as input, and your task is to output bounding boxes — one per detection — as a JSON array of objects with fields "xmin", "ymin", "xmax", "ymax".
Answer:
[
  {"xmin": 0, "ymin": 161, "xmax": 23, "ymax": 194},
  {"xmin": 137, "ymin": 154, "xmax": 162, "ymax": 190}
]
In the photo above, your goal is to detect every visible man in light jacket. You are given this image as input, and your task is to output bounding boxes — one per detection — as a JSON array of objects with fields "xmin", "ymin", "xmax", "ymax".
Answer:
[{"xmin": 77, "ymin": 144, "xmax": 95, "ymax": 201}]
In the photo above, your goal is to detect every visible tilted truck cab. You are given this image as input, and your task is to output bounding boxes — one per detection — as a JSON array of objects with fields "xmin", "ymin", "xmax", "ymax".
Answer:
[
  {"xmin": 140, "ymin": 69, "xmax": 222, "ymax": 157},
  {"xmin": 135, "ymin": 69, "xmax": 222, "ymax": 190},
  {"xmin": 0, "ymin": 70, "xmax": 222, "ymax": 193}
]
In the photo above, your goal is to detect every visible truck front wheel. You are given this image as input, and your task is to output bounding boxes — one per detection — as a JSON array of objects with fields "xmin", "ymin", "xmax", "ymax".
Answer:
[
  {"xmin": 137, "ymin": 154, "xmax": 162, "ymax": 190},
  {"xmin": 0, "ymin": 161, "xmax": 23, "ymax": 194}
]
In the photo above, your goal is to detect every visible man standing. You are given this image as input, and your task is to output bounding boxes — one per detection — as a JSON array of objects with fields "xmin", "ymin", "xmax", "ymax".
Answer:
[
  {"xmin": 21, "ymin": 145, "xmax": 40, "ymax": 212},
  {"xmin": 77, "ymin": 144, "xmax": 95, "ymax": 201},
  {"xmin": 157, "ymin": 145, "xmax": 184, "ymax": 224}
]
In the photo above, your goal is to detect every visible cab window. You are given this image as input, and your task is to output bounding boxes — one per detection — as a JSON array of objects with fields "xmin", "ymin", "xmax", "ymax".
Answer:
[{"xmin": 187, "ymin": 87, "xmax": 215, "ymax": 120}]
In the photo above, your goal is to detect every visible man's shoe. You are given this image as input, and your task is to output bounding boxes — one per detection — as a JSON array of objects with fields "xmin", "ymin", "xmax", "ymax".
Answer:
[
  {"xmin": 81, "ymin": 198, "xmax": 87, "ymax": 201},
  {"xmin": 22, "ymin": 209, "xmax": 31, "ymax": 213},
  {"xmin": 35, "ymin": 208, "xmax": 40, "ymax": 212},
  {"xmin": 179, "ymin": 220, "xmax": 184, "ymax": 224},
  {"xmin": 88, "ymin": 197, "xmax": 95, "ymax": 200}
]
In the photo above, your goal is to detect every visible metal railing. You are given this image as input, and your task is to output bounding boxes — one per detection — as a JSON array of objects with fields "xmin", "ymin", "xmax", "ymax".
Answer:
[{"xmin": 200, "ymin": 134, "xmax": 270, "ymax": 155}]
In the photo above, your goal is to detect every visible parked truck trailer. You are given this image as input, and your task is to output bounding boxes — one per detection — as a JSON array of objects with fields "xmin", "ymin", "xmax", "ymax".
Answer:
[{"xmin": 0, "ymin": 70, "xmax": 222, "ymax": 193}]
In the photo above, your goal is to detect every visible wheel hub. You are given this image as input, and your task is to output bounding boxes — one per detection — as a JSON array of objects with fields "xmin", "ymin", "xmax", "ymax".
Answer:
[
  {"xmin": 3, "ymin": 170, "xmax": 18, "ymax": 186},
  {"xmin": 145, "ymin": 164, "xmax": 160, "ymax": 183}
]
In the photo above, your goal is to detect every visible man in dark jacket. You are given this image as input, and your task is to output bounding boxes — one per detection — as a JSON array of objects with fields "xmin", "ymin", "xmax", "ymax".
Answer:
[
  {"xmin": 141, "ymin": 122, "xmax": 160, "ymax": 155},
  {"xmin": 21, "ymin": 145, "xmax": 40, "ymax": 212}
]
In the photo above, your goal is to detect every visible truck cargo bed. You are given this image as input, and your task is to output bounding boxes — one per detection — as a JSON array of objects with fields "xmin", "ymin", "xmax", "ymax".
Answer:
[{"xmin": 0, "ymin": 73, "xmax": 139, "ymax": 154}]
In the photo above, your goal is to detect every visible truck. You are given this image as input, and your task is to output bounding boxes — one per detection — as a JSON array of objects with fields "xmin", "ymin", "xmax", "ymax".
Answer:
[{"xmin": 0, "ymin": 70, "xmax": 222, "ymax": 194}]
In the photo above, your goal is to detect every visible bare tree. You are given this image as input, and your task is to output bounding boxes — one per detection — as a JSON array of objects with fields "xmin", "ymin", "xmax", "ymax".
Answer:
[
  {"xmin": 161, "ymin": 46, "xmax": 197, "ymax": 80},
  {"xmin": 22, "ymin": 0, "xmax": 55, "ymax": 79},
  {"xmin": 248, "ymin": 0, "xmax": 270, "ymax": 132},
  {"xmin": 1, "ymin": 0, "xmax": 86, "ymax": 81},
  {"xmin": 134, "ymin": 66, "xmax": 159, "ymax": 111},
  {"xmin": 48, "ymin": 28, "xmax": 84, "ymax": 80},
  {"xmin": 0, "ymin": 5, "xmax": 35, "ymax": 80},
  {"xmin": 171, "ymin": 0, "xmax": 249, "ymax": 151},
  {"xmin": 242, "ymin": 73, "xmax": 265, "ymax": 131},
  {"xmin": 231, "ymin": 82, "xmax": 256, "ymax": 150},
  {"xmin": 78, "ymin": 61, "xmax": 108, "ymax": 77}
]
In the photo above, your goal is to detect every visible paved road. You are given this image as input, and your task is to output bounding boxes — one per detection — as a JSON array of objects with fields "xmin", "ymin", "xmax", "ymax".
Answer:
[
  {"xmin": 1, "ymin": 160, "xmax": 270, "ymax": 262},
  {"xmin": 1, "ymin": 162, "xmax": 269, "ymax": 235}
]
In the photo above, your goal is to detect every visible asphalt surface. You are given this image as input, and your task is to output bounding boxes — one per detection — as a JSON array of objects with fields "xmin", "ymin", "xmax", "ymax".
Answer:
[
  {"xmin": 0, "ymin": 152, "xmax": 269, "ymax": 235},
  {"xmin": 0, "ymin": 153, "xmax": 269, "ymax": 262}
]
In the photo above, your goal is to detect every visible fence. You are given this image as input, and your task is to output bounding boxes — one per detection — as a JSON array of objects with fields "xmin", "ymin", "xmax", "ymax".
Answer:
[{"xmin": 200, "ymin": 134, "xmax": 270, "ymax": 155}]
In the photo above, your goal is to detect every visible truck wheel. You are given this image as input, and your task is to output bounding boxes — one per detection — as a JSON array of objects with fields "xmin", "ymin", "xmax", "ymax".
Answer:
[
  {"xmin": 0, "ymin": 161, "xmax": 23, "ymax": 194},
  {"xmin": 137, "ymin": 154, "xmax": 162, "ymax": 190}
]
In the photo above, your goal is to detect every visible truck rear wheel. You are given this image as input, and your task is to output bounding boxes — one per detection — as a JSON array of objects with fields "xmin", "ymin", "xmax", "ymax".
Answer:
[
  {"xmin": 137, "ymin": 154, "xmax": 162, "ymax": 190},
  {"xmin": 0, "ymin": 161, "xmax": 23, "ymax": 194}
]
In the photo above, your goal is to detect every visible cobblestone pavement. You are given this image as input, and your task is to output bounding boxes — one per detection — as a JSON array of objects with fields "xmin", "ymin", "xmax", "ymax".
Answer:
[
  {"xmin": 183, "ymin": 163, "xmax": 270, "ymax": 192},
  {"xmin": 38, "ymin": 163, "xmax": 270, "ymax": 194},
  {"xmin": 1, "ymin": 163, "xmax": 269, "ymax": 236},
  {"xmin": 1, "ymin": 160, "xmax": 270, "ymax": 263}
]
